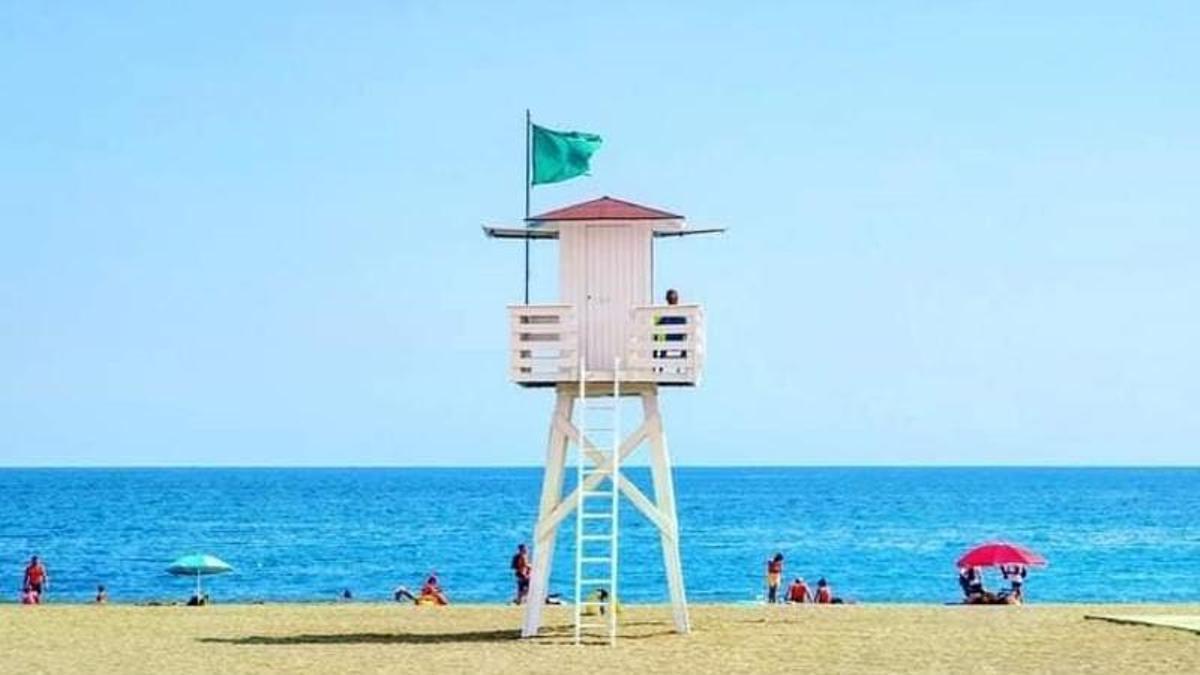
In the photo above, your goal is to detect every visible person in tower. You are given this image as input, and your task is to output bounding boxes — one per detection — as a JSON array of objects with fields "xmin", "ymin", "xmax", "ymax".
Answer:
[
  {"xmin": 787, "ymin": 577, "xmax": 811, "ymax": 603},
  {"xmin": 23, "ymin": 556, "xmax": 48, "ymax": 602},
  {"xmin": 654, "ymin": 289, "xmax": 688, "ymax": 365},
  {"xmin": 511, "ymin": 543, "xmax": 532, "ymax": 605},
  {"xmin": 765, "ymin": 553, "xmax": 784, "ymax": 603}
]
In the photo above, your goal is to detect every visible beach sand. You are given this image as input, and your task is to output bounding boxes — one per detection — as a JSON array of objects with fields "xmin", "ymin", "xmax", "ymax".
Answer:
[{"xmin": 2, "ymin": 603, "xmax": 1198, "ymax": 674}]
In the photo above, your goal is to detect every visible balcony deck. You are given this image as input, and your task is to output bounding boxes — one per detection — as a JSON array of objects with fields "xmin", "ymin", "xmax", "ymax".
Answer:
[{"xmin": 509, "ymin": 304, "xmax": 704, "ymax": 387}]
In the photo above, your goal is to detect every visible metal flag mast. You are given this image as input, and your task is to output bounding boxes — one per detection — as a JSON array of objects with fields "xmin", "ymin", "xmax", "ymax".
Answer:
[{"xmin": 524, "ymin": 108, "xmax": 532, "ymax": 304}]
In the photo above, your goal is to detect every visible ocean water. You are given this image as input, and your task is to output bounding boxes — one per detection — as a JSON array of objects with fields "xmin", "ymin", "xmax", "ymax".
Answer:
[{"xmin": 0, "ymin": 468, "xmax": 1197, "ymax": 605}]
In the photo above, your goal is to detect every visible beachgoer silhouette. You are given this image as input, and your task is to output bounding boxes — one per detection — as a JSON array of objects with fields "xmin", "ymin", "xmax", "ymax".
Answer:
[
  {"xmin": 511, "ymin": 543, "xmax": 532, "ymax": 605},
  {"xmin": 765, "ymin": 553, "xmax": 784, "ymax": 603},
  {"xmin": 23, "ymin": 556, "xmax": 48, "ymax": 602}
]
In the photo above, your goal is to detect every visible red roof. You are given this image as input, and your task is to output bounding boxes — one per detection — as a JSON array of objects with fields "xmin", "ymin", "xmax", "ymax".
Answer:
[{"xmin": 528, "ymin": 196, "xmax": 682, "ymax": 222}]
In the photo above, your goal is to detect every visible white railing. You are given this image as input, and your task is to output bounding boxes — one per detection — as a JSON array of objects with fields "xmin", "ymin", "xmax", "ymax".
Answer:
[
  {"xmin": 509, "ymin": 303, "xmax": 705, "ymax": 386},
  {"xmin": 509, "ymin": 305, "xmax": 578, "ymax": 384},
  {"xmin": 626, "ymin": 304, "xmax": 705, "ymax": 385}
]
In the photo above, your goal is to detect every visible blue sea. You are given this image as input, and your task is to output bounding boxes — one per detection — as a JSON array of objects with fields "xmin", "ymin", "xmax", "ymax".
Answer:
[{"xmin": 0, "ymin": 468, "xmax": 1197, "ymax": 605}]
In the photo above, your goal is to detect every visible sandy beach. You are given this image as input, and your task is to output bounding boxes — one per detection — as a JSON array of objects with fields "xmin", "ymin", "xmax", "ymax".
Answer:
[{"xmin": 2, "ymin": 603, "xmax": 1197, "ymax": 674}]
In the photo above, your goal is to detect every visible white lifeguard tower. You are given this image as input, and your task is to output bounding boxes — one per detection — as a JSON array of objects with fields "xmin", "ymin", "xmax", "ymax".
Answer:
[{"xmin": 486, "ymin": 196, "xmax": 719, "ymax": 643}]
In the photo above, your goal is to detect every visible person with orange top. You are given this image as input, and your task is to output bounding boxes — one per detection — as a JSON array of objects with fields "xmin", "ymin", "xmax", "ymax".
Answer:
[
  {"xmin": 765, "ymin": 553, "xmax": 784, "ymax": 603},
  {"xmin": 815, "ymin": 577, "xmax": 833, "ymax": 604},
  {"xmin": 23, "ymin": 556, "xmax": 48, "ymax": 602},
  {"xmin": 419, "ymin": 574, "xmax": 449, "ymax": 605},
  {"xmin": 787, "ymin": 577, "xmax": 811, "ymax": 603}
]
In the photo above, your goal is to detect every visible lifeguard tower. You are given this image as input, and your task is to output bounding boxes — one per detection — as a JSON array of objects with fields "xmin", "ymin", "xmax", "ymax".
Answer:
[{"xmin": 486, "ymin": 196, "xmax": 718, "ymax": 644}]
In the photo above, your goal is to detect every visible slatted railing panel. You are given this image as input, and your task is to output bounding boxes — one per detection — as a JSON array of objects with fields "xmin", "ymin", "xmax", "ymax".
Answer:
[
  {"xmin": 509, "ymin": 305, "xmax": 579, "ymax": 384},
  {"xmin": 626, "ymin": 304, "xmax": 705, "ymax": 385}
]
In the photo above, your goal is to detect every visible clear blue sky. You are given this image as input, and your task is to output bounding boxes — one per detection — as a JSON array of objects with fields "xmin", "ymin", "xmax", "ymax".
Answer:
[{"xmin": 2, "ymin": 2, "xmax": 1197, "ymax": 466}]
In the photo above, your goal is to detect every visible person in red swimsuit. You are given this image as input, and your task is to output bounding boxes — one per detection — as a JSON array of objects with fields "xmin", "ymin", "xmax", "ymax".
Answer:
[
  {"xmin": 23, "ymin": 556, "xmax": 48, "ymax": 602},
  {"xmin": 787, "ymin": 577, "xmax": 810, "ymax": 603},
  {"xmin": 765, "ymin": 553, "xmax": 784, "ymax": 603},
  {"xmin": 511, "ymin": 544, "xmax": 532, "ymax": 605},
  {"xmin": 420, "ymin": 575, "xmax": 449, "ymax": 605},
  {"xmin": 815, "ymin": 577, "xmax": 833, "ymax": 604}
]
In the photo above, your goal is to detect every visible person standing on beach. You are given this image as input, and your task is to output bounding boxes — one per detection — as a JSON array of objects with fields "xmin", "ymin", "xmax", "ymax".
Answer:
[
  {"xmin": 23, "ymin": 556, "xmax": 48, "ymax": 602},
  {"xmin": 511, "ymin": 544, "xmax": 532, "ymax": 605},
  {"xmin": 765, "ymin": 553, "xmax": 784, "ymax": 603}
]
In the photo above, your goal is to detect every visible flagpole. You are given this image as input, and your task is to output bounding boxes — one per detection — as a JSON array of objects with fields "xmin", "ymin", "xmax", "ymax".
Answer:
[{"xmin": 524, "ymin": 109, "xmax": 532, "ymax": 305}]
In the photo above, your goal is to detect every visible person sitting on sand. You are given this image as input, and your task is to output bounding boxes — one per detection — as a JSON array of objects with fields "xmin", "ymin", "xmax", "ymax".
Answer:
[
  {"xmin": 95, "ymin": 584, "xmax": 108, "ymax": 604},
  {"xmin": 419, "ymin": 575, "xmax": 448, "ymax": 605},
  {"xmin": 186, "ymin": 593, "xmax": 209, "ymax": 606},
  {"xmin": 20, "ymin": 585, "xmax": 39, "ymax": 605},
  {"xmin": 787, "ymin": 577, "xmax": 810, "ymax": 603},
  {"xmin": 582, "ymin": 588, "xmax": 620, "ymax": 616},
  {"xmin": 1001, "ymin": 565, "xmax": 1027, "ymax": 604},
  {"xmin": 765, "ymin": 553, "xmax": 784, "ymax": 603},
  {"xmin": 960, "ymin": 567, "xmax": 988, "ymax": 603},
  {"xmin": 815, "ymin": 577, "xmax": 833, "ymax": 604}
]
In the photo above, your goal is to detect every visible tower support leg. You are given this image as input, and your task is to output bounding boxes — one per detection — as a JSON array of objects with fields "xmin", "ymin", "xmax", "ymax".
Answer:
[
  {"xmin": 643, "ymin": 390, "xmax": 690, "ymax": 634},
  {"xmin": 521, "ymin": 389, "xmax": 573, "ymax": 637}
]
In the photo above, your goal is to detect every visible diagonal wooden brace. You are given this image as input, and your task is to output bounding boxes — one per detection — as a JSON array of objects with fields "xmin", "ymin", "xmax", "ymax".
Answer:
[{"xmin": 535, "ymin": 414, "xmax": 673, "ymax": 542}]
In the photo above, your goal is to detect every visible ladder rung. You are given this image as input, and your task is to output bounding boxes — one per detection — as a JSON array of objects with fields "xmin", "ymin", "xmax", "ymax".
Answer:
[
  {"xmin": 578, "ymin": 623, "xmax": 609, "ymax": 628},
  {"xmin": 580, "ymin": 534, "xmax": 612, "ymax": 541},
  {"xmin": 580, "ymin": 512, "xmax": 611, "ymax": 519},
  {"xmin": 578, "ymin": 601, "xmax": 610, "ymax": 606},
  {"xmin": 582, "ymin": 491, "xmax": 613, "ymax": 497},
  {"xmin": 579, "ymin": 578, "xmax": 612, "ymax": 585},
  {"xmin": 579, "ymin": 557, "xmax": 610, "ymax": 563}
]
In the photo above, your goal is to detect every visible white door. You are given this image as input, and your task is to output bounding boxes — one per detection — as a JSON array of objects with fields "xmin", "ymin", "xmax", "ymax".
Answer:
[{"xmin": 583, "ymin": 224, "xmax": 651, "ymax": 372}]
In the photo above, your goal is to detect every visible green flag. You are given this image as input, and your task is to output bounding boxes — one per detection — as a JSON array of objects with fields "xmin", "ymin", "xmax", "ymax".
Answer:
[{"xmin": 530, "ymin": 124, "xmax": 602, "ymax": 185}]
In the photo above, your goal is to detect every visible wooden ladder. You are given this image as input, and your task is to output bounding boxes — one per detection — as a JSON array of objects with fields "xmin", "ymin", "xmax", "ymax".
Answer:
[{"xmin": 573, "ymin": 357, "xmax": 620, "ymax": 645}]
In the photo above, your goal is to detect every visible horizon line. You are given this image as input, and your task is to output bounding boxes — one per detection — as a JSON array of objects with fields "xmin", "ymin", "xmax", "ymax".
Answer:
[{"xmin": 1, "ymin": 464, "xmax": 1197, "ymax": 470}]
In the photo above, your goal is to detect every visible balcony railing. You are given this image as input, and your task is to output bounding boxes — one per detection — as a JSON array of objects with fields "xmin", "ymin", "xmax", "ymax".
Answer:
[
  {"xmin": 508, "ymin": 303, "xmax": 705, "ymax": 386},
  {"xmin": 509, "ymin": 304, "xmax": 578, "ymax": 384},
  {"xmin": 626, "ymin": 304, "xmax": 705, "ymax": 385}
]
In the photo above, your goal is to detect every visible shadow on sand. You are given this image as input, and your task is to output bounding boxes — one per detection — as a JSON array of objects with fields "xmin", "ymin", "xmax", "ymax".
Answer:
[
  {"xmin": 199, "ymin": 628, "xmax": 522, "ymax": 646},
  {"xmin": 198, "ymin": 621, "xmax": 676, "ymax": 646}
]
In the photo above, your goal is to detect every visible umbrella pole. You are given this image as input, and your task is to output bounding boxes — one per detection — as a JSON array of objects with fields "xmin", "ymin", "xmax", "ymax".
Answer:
[{"xmin": 196, "ymin": 570, "xmax": 201, "ymax": 599}]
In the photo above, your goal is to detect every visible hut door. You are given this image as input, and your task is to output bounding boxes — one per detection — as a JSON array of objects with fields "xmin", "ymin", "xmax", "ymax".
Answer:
[{"xmin": 583, "ymin": 224, "xmax": 649, "ymax": 372}]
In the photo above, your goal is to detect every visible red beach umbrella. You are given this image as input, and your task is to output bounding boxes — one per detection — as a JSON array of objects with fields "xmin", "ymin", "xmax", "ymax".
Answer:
[{"xmin": 956, "ymin": 541, "xmax": 1047, "ymax": 569}]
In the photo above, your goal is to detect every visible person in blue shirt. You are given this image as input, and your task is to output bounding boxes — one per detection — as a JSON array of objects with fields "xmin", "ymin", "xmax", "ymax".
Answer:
[{"xmin": 654, "ymin": 289, "xmax": 687, "ymax": 363}]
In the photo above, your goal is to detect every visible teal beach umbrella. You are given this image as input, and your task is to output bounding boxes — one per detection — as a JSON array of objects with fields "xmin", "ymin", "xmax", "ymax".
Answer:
[{"xmin": 167, "ymin": 554, "xmax": 233, "ymax": 598}]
